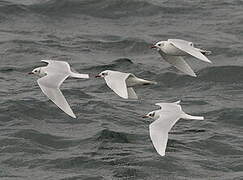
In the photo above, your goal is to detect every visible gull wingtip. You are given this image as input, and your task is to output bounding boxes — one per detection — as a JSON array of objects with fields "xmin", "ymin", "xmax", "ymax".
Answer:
[
  {"xmin": 189, "ymin": 73, "xmax": 197, "ymax": 77},
  {"xmin": 69, "ymin": 112, "xmax": 76, "ymax": 119},
  {"xmin": 158, "ymin": 152, "xmax": 166, "ymax": 157}
]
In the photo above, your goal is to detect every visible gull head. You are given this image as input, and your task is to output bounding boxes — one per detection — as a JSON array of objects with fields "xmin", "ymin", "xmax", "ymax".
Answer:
[
  {"xmin": 143, "ymin": 111, "xmax": 159, "ymax": 120},
  {"xmin": 151, "ymin": 41, "xmax": 166, "ymax": 51},
  {"xmin": 29, "ymin": 67, "xmax": 45, "ymax": 77},
  {"xmin": 95, "ymin": 70, "xmax": 109, "ymax": 78}
]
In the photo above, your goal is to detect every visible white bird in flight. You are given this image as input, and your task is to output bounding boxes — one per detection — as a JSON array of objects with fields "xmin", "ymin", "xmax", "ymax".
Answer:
[
  {"xmin": 143, "ymin": 100, "xmax": 204, "ymax": 156},
  {"xmin": 151, "ymin": 39, "xmax": 212, "ymax": 77},
  {"xmin": 95, "ymin": 70, "xmax": 157, "ymax": 99},
  {"xmin": 29, "ymin": 60, "xmax": 89, "ymax": 118}
]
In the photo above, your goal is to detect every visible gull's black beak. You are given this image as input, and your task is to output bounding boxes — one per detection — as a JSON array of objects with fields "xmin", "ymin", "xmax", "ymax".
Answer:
[
  {"xmin": 28, "ymin": 72, "xmax": 33, "ymax": 75},
  {"xmin": 150, "ymin": 45, "xmax": 157, "ymax": 49},
  {"xmin": 142, "ymin": 115, "xmax": 148, "ymax": 118},
  {"xmin": 95, "ymin": 75, "xmax": 101, "ymax": 78}
]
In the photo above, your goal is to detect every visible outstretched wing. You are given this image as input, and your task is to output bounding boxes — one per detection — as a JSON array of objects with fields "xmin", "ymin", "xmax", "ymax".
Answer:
[
  {"xmin": 41, "ymin": 60, "xmax": 71, "ymax": 74},
  {"xmin": 104, "ymin": 71, "xmax": 130, "ymax": 99},
  {"xmin": 127, "ymin": 87, "xmax": 138, "ymax": 99},
  {"xmin": 159, "ymin": 51, "xmax": 196, "ymax": 77},
  {"xmin": 149, "ymin": 108, "xmax": 181, "ymax": 156},
  {"xmin": 155, "ymin": 101, "xmax": 182, "ymax": 112},
  {"xmin": 168, "ymin": 39, "xmax": 211, "ymax": 63},
  {"xmin": 37, "ymin": 73, "xmax": 76, "ymax": 118},
  {"xmin": 155, "ymin": 102, "xmax": 182, "ymax": 130},
  {"xmin": 149, "ymin": 121, "xmax": 169, "ymax": 156}
]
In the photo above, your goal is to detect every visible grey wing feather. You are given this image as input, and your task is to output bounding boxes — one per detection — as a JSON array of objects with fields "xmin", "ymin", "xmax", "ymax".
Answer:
[
  {"xmin": 159, "ymin": 51, "xmax": 196, "ymax": 77},
  {"xmin": 127, "ymin": 87, "xmax": 138, "ymax": 99},
  {"xmin": 168, "ymin": 39, "xmax": 212, "ymax": 63}
]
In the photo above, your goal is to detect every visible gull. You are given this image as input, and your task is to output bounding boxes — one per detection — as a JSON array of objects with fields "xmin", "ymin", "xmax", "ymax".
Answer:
[
  {"xmin": 95, "ymin": 70, "xmax": 157, "ymax": 99},
  {"xmin": 151, "ymin": 39, "xmax": 212, "ymax": 77},
  {"xmin": 29, "ymin": 60, "xmax": 89, "ymax": 118},
  {"xmin": 143, "ymin": 100, "xmax": 204, "ymax": 156}
]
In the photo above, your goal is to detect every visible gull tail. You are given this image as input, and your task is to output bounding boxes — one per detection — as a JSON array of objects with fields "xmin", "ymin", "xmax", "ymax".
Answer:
[
  {"xmin": 71, "ymin": 72, "xmax": 89, "ymax": 79},
  {"xmin": 181, "ymin": 113, "xmax": 204, "ymax": 120}
]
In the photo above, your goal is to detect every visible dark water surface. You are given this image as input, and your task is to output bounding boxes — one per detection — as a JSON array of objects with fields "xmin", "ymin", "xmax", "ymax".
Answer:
[{"xmin": 0, "ymin": 0, "xmax": 243, "ymax": 179}]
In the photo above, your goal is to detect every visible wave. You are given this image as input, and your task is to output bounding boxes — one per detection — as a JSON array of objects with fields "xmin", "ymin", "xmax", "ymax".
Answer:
[
  {"xmin": 31, "ymin": 0, "xmax": 204, "ymax": 18},
  {"xmin": 82, "ymin": 38, "xmax": 151, "ymax": 54},
  {"xmin": 0, "ymin": 66, "xmax": 17, "ymax": 72},
  {"xmin": 0, "ymin": 1, "xmax": 30, "ymax": 17},
  {"xmin": 0, "ymin": 0, "xmax": 202, "ymax": 19},
  {"xmin": 84, "ymin": 58, "xmax": 134, "ymax": 72},
  {"xmin": 208, "ymin": 107, "xmax": 243, "ymax": 126},
  {"xmin": 198, "ymin": 66, "xmax": 243, "ymax": 83},
  {"xmin": 94, "ymin": 129, "xmax": 130, "ymax": 143},
  {"xmin": 153, "ymin": 66, "xmax": 243, "ymax": 88},
  {"xmin": 11, "ymin": 129, "xmax": 81, "ymax": 149},
  {"xmin": 30, "ymin": 0, "xmax": 162, "ymax": 19}
]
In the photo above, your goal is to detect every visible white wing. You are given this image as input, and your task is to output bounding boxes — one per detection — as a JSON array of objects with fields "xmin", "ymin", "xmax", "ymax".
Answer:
[
  {"xmin": 168, "ymin": 39, "xmax": 211, "ymax": 63},
  {"xmin": 155, "ymin": 102, "xmax": 182, "ymax": 131},
  {"xmin": 159, "ymin": 51, "xmax": 196, "ymax": 77},
  {"xmin": 41, "ymin": 60, "xmax": 71, "ymax": 74},
  {"xmin": 37, "ymin": 73, "xmax": 76, "ymax": 118},
  {"xmin": 104, "ymin": 71, "xmax": 130, "ymax": 99},
  {"xmin": 42, "ymin": 60, "xmax": 88, "ymax": 78},
  {"xmin": 155, "ymin": 101, "xmax": 182, "ymax": 112},
  {"xmin": 149, "ymin": 121, "xmax": 168, "ymax": 156},
  {"xmin": 149, "ymin": 105, "xmax": 182, "ymax": 156}
]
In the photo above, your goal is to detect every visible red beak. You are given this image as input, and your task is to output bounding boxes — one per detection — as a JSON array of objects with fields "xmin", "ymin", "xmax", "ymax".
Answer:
[
  {"xmin": 95, "ymin": 75, "xmax": 101, "ymax": 78},
  {"xmin": 150, "ymin": 45, "xmax": 157, "ymax": 49},
  {"xmin": 28, "ymin": 72, "xmax": 33, "ymax": 74},
  {"xmin": 142, "ymin": 115, "xmax": 148, "ymax": 118}
]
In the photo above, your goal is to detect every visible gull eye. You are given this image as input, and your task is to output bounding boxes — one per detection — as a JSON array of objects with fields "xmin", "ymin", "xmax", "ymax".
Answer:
[
  {"xmin": 149, "ymin": 112, "xmax": 155, "ymax": 117},
  {"xmin": 101, "ymin": 73, "xmax": 105, "ymax": 76},
  {"xmin": 158, "ymin": 44, "xmax": 161, "ymax": 46}
]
